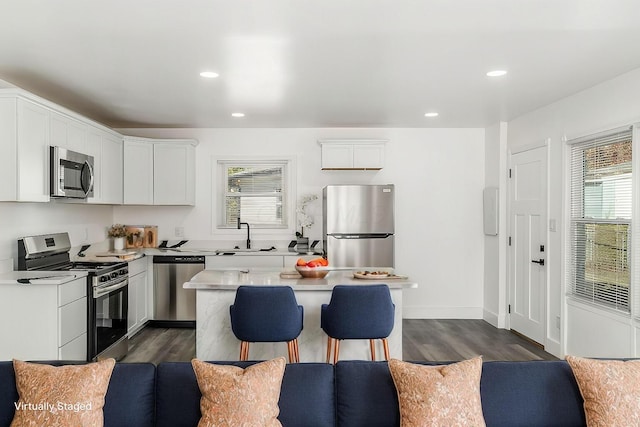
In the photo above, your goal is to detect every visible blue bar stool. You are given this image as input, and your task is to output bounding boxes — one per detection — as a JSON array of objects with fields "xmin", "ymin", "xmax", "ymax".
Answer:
[
  {"xmin": 230, "ymin": 285, "xmax": 304, "ymax": 363},
  {"xmin": 321, "ymin": 284, "xmax": 395, "ymax": 364}
]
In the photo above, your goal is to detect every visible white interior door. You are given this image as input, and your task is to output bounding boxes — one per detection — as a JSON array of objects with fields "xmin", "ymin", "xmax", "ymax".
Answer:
[{"xmin": 509, "ymin": 145, "xmax": 547, "ymax": 345}]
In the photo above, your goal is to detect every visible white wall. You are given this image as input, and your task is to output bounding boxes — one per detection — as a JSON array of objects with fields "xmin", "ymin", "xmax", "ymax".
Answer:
[
  {"xmin": 114, "ymin": 127, "xmax": 486, "ymax": 319},
  {"xmin": 507, "ymin": 66, "xmax": 640, "ymax": 357},
  {"xmin": 0, "ymin": 202, "xmax": 113, "ymax": 269},
  {"xmin": 483, "ymin": 122, "xmax": 508, "ymax": 328}
]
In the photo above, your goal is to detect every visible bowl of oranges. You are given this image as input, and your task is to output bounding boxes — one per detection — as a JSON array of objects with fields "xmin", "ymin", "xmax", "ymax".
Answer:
[{"xmin": 295, "ymin": 257, "xmax": 331, "ymax": 278}]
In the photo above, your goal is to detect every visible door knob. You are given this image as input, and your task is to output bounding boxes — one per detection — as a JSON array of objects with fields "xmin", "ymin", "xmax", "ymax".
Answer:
[{"xmin": 531, "ymin": 259, "xmax": 545, "ymax": 266}]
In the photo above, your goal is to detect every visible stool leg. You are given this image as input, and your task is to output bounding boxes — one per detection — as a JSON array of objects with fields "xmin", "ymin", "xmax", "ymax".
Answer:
[
  {"xmin": 382, "ymin": 338, "xmax": 390, "ymax": 361},
  {"xmin": 369, "ymin": 339, "xmax": 376, "ymax": 361},
  {"xmin": 333, "ymin": 340, "xmax": 340, "ymax": 364},
  {"xmin": 294, "ymin": 338, "xmax": 300, "ymax": 363},
  {"xmin": 240, "ymin": 341, "xmax": 249, "ymax": 361},
  {"xmin": 326, "ymin": 337, "xmax": 333, "ymax": 364},
  {"xmin": 287, "ymin": 341, "xmax": 293, "ymax": 363}
]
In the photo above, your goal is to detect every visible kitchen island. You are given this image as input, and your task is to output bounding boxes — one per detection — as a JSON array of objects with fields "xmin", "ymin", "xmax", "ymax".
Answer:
[{"xmin": 184, "ymin": 269, "xmax": 417, "ymax": 362}]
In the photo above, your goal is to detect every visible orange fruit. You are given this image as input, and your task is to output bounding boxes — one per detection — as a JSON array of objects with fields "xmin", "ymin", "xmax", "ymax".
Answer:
[{"xmin": 296, "ymin": 258, "xmax": 307, "ymax": 266}]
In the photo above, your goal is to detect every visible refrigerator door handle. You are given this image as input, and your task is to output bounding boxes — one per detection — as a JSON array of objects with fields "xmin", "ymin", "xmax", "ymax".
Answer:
[{"xmin": 330, "ymin": 233, "xmax": 393, "ymax": 239}]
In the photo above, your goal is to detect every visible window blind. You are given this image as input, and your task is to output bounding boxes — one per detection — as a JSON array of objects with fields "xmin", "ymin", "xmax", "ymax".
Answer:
[
  {"xmin": 567, "ymin": 127, "xmax": 633, "ymax": 313},
  {"xmin": 218, "ymin": 160, "xmax": 288, "ymax": 228}
]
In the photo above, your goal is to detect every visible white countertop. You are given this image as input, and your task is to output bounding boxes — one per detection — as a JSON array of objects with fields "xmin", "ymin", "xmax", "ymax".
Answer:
[
  {"xmin": 0, "ymin": 271, "xmax": 88, "ymax": 285},
  {"xmin": 184, "ymin": 268, "xmax": 417, "ymax": 291}
]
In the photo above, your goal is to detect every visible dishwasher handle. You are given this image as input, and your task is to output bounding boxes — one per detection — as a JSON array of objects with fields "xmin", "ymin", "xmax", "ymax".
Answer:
[{"xmin": 153, "ymin": 255, "xmax": 205, "ymax": 264}]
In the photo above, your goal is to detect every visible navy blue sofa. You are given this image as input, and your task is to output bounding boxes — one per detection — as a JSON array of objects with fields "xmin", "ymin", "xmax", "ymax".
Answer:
[{"xmin": 0, "ymin": 360, "xmax": 586, "ymax": 426}]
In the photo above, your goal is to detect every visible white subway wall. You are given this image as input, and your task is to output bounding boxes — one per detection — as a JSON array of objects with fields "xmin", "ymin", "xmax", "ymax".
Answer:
[
  {"xmin": 114, "ymin": 127, "xmax": 486, "ymax": 319},
  {"xmin": 507, "ymin": 66, "xmax": 640, "ymax": 357}
]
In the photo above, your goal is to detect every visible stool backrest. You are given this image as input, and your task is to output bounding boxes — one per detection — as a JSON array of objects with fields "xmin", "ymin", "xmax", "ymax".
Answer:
[
  {"xmin": 230, "ymin": 286, "xmax": 303, "ymax": 342},
  {"xmin": 323, "ymin": 284, "xmax": 395, "ymax": 339}
]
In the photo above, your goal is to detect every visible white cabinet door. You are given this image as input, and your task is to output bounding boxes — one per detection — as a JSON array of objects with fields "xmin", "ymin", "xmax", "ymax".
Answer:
[
  {"xmin": 17, "ymin": 98, "xmax": 50, "ymax": 202},
  {"xmin": 128, "ymin": 274, "xmax": 139, "ymax": 334},
  {"xmin": 0, "ymin": 97, "xmax": 17, "ymax": 200},
  {"xmin": 321, "ymin": 143, "xmax": 353, "ymax": 169},
  {"xmin": 136, "ymin": 271, "xmax": 149, "ymax": 325},
  {"xmin": 50, "ymin": 111, "xmax": 87, "ymax": 153},
  {"xmin": 128, "ymin": 271, "xmax": 148, "ymax": 336},
  {"xmin": 353, "ymin": 143, "xmax": 384, "ymax": 169},
  {"xmin": 100, "ymin": 132, "xmax": 123, "ymax": 204},
  {"xmin": 128, "ymin": 257, "xmax": 149, "ymax": 336},
  {"xmin": 123, "ymin": 138, "xmax": 154, "ymax": 205},
  {"xmin": 154, "ymin": 142, "xmax": 196, "ymax": 205}
]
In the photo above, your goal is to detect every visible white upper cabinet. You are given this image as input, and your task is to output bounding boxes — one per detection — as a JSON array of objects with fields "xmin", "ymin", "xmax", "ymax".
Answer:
[
  {"xmin": 123, "ymin": 138, "xmax": 155, "ymax": 205},
  {"xmin": 50, "ymin": 111, "xmax": 87, "ymax": 153},
  {"xmin": 319, "ymin": 139, "xmax": 386, "ymax": 170},
  {"xmin": 0, "ymin": 89, "xmax": 124, "ymax": 204},
  {"xmin": 88, "ymin": 125, "xmax": 123, "ymax": 204},
  {"xmin": 123, "ymin": 136, "xmax": 197, "ymax": 206},
  {"xmin": 16, "ymin": 98, "xmax": 50, "ymax": 202}
]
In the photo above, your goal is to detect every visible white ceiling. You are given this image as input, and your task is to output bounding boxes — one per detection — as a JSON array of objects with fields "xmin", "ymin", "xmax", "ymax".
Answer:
[{"xmin": 1, "ymin": 0, "xmax": 639, "ymax": 129}]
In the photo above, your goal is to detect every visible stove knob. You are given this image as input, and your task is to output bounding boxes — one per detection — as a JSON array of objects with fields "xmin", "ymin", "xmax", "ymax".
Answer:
[
  {"xmin": 120, "ymin": 268, "xmax": 128, "ymax": 275},
  {"xmin": 100, "ymin": 276, "xmax": 109, "ymax": 282},
  {"xmin": 111, "ymin": 272, "xmax": 118, "ymax": 279}
]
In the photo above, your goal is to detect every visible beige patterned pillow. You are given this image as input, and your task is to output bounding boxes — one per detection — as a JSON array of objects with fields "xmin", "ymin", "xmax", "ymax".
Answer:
[
  {"xmin": 389, "ymin": 357, "xmax": 486, "ymax": 427},
  {"xmin": 566, "ymin": 355, "xmax": 640, "ymax": 427},
  {"xmin": 11, "ymin": 358, "xmax": 116, "ymax": 427},
  {"xmin": 191, "ymin": 357, "xmax": 286, "ymax": 427}
]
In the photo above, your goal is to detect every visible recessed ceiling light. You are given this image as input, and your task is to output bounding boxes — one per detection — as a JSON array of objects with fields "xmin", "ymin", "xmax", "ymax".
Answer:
[
  {"xmin": 424, "ymin": 112, "xmax": 439, "ymax": 118},
  {"xmin": 231, "ymin": 113, "xmax": 245, "ymax": 118},
  {"xmin": 486, "ymin": 70, "xmax": 507, "ymax": 77},
  {"xmin": 199, "ymin": 71, "xmax": 219, "ymax": 78}
]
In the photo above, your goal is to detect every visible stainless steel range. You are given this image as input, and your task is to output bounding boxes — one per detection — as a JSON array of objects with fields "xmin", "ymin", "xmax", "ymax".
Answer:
[{"xmin": 18, "ymin": 232, "xmax": 129, "ymax": 361}]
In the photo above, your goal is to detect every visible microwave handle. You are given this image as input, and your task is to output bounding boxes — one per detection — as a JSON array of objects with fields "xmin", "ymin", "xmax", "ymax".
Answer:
[{"xmin": 81, "ymin": 160, "xmax": 94, "ymax": 197}]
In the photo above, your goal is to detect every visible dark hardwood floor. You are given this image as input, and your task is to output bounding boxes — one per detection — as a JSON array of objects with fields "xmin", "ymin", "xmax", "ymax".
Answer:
[
  {"xmin": 121, "ymin": 319, "xmax": 557, "ymax": 364},
  {"xmin": 402, "ymin": 319, "xmax": 557, "ymax": 361},
  {"xmin": 121, "ymin": 326, "xmax": 195, "ymax": 364}
]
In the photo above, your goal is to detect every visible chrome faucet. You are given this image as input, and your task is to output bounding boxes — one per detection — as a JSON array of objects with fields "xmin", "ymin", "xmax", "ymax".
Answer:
[{"xmin": 237, "ymin": 218, "xmax": 251, "ymax": 249}]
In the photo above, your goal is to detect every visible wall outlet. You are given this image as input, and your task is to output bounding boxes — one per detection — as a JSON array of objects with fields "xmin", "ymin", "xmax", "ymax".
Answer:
[{"xmin": 175, "ymin": 227, "xmax": 185, "ymax": 238}]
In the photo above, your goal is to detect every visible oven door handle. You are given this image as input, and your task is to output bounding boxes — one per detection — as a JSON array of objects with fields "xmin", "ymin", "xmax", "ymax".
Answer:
[{"xmin": 94, "ymin": 279, "xmax": 128, "ymax": 298}]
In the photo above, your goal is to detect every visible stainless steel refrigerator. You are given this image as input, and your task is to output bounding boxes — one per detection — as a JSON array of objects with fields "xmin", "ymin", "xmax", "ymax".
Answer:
[{"xmin": 323, "ymin": 184, "xmax": 395, "ymax": 267}]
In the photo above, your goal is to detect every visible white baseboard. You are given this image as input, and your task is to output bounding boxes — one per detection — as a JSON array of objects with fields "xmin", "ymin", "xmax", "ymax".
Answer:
[
  {"xmin": 483, "ymin": 309, "xmax": 499, "ymax": 327},
  {"xmin": 403, "ymin": 306, "xmax": 484, "ymax": 319}
]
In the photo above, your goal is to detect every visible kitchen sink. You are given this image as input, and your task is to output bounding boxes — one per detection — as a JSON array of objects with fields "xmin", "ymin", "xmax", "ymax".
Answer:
[{"xmin": 215, "ymin": 247, "xmax": 277, "ymax": 254}]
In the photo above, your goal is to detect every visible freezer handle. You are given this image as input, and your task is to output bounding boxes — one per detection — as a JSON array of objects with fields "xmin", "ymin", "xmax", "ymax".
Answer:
[{"xmin": 330, "ymin": 233, "xmax": 393, "ymax": 239}]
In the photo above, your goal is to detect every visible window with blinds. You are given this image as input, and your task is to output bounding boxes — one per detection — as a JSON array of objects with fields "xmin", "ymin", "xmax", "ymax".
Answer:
[
  {"xmin": 568, "ymin": 127, "xmax": 632, "ymax": 312},
  {"xmin": 218, "ymin": 160, "xmax": 289, "ymax": 228}
]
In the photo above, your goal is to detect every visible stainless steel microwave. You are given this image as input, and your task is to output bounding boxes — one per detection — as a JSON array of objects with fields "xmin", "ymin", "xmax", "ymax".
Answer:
[{"xmin": 50, "ymin": 146, "xmax": 94, "ymax": 199}]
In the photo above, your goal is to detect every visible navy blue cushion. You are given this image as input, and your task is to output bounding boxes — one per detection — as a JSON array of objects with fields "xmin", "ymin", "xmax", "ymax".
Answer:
[
  {"xmin": 321, "ymin": 285, "xmax": 395, "ymax": 339},
  {"xmin": 0, "ymin": 362, "xmax": 18, "ymax": 427},
  {"xmin": 480, "ymin": 360, "xmax": 586, "ymax": 427},
  {"xmin": 230, "ymin": 286, "xmax": 304, "ymax": 342},
  {"xmin": 335, "ymin": 361, "xmax": 399, "ymax": 427},
  {"xmin": 0, "ymin": 361, "xmax": 155, "ymax": 427},
  {"xmin": 156, "ymin": 361, "xmax": 336, "ymax": 427},
  {"xmin": 104, "ymin": 363, "xmax": 156, "ymax": 427}
]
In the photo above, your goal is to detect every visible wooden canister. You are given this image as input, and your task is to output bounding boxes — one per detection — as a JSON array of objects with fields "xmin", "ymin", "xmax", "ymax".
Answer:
[{"xmin": 144, "ymin": 225, "xmax": 158, "ymax": 247}]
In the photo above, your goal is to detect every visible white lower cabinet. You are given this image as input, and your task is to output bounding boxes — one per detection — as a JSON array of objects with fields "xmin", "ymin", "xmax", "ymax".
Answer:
[
  {"xmin": 128, "ymin": 257, "xmax": 149, "ymax": 337},
  {"xmin": 0, "ymin": 276, "xmax": 87, "ymax": 360}
]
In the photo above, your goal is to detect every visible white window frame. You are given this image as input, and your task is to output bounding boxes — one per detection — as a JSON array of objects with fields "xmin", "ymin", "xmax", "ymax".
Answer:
[
  {"xmin": 212, "ymin": 156, "xmax": 297, "ymax": 238},
  {"xmin": 566, "ymin": 125, "xmax": 634, "ymax": 314}
]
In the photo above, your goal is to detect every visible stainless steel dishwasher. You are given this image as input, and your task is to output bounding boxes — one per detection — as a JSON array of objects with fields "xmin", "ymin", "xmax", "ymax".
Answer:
[{"xmin": 152, "ymin": 255, "xmax": 205, "ymax": 327}]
